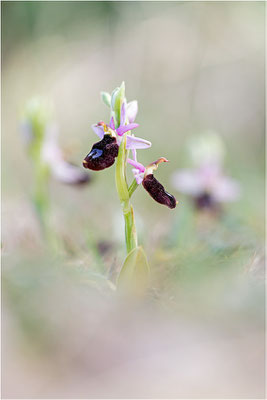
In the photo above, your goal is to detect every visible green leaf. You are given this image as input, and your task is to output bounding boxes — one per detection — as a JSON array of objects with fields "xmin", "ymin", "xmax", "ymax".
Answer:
[
  {"xmin": 117, "ymin": 246, "xmax": 150, "ymax": 295},
  {"xmin": 100, "ymin": 91, "xmax": 111, "ymax": 107}
]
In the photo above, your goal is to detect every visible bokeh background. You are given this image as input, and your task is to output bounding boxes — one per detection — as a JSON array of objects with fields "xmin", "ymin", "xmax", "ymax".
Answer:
[{"xmin": 2, "ymin": 1, "xmax": 265, "ymax": 398}]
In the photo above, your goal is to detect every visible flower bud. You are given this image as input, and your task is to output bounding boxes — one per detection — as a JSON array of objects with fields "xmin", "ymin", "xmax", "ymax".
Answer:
[
  {"xmin": 142, "ymin": 174, "xmax": 177, "ymax": 209},
  {"xmin": 100, "ymin": 91, "xmax": 111, "ymax": 107},
  {"xmin": 83, "ymin": 134, "xmax": 119, "ymax": 171},
  {"xmin": 110, "ymin": 81, "xmax": 125, "ymax": 128}
]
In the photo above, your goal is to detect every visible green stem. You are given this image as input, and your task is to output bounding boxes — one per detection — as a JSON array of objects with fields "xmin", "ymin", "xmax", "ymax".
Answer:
[
  {"xmin": 128, "ymin": 179, "xmax": 138, "ymax": 198},
  {"xmin": 33, "ymin": 161, "xmax": 57, "ymax": 250},
  {"xmin": 115, "ymin": 136, "xmax": 138, "ymax": 253},
  {"xmin": 123, "ymin": 203, "xmax": 138, "ymax": 253}
]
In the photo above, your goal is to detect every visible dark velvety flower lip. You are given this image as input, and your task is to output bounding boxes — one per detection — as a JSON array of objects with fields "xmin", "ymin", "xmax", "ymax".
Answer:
[
  {"xmin": 195, "ymin": 192, "xmax": 214, "ymax": 209},
  {"xmin": 74, "ymin": 173, "xmax": 91, "ymax": 184},
  {"xmin": 194, "ymin": 192, "xmax": 222, "ymax": 213},
  {"xmin": 142, "ymin": 174, "xmax": 177, "ymax": 209},
  {"xmin": 83, "ymin": 134, "xmax": 119, "ymax": 171}
]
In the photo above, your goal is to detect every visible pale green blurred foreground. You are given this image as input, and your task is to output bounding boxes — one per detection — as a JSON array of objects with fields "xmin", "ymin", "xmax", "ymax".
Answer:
[{"xmin": 2, "ymin": 2, "xmax": 265, "ymax": 398}]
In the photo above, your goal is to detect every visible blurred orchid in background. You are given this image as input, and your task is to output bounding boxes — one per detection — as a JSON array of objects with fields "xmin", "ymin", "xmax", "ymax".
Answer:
[
  {"xmin": 21, "ymin": 98, "xmax": 90, "ymax": 186},
  {"xmin": 20, "ymin": 98, "xmax": 90, "ymax": 248},
  {"xmin": 41, "ymin": 124, "xmax": 90, "ymax": 185},
  {"xmin": 172, "ymin": 132, "xmax": 240, "ymax": 212}
]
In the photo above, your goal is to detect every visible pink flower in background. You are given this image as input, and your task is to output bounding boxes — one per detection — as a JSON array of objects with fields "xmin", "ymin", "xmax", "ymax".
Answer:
[
  {"xmin": 42, "ymin": 124, "xmax": 90, "ymax": 185},
  {"xmin": 21, "ymin": 98, "xmax": 90, "ymax": 186},
  {"xmin": 171, "ymin": 132, "xmax": 241, "ymax": 211},
  {"xmin": 172, "ymin": 163, "xmax": 240, "ymax": 210}
]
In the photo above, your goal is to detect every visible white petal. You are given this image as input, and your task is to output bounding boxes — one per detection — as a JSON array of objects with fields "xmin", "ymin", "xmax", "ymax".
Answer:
[{"xmin": 126, "ymin": 100, "xmax": 138, "ymax": 123}]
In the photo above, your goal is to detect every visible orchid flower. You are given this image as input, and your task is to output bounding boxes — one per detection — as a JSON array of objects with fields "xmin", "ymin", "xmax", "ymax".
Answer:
[
  {"xmin": 171, "ymin": 133, "xmax": 240, "ymax": 211},
  {"xmin": 83, "ymin": 100, "xmax": 151, "ymax": 171},
  {"xmin": 83, "ymin": 82, "xmax": 177, "ymax": 209},
  {"xmin": 41, "ymin": 124, "xmax": 90, "ymax": 185},
  {"xmin": 83, "ymin": 82, "xmax": 177, "ymax": 291},
  {"xmin": 127, "ymin": 157, "xmax": 177, "ymax": 209},
  {"xmin": 172, "ymin": 164, "xmax": 240, "ymax": 210},
  {"xmin": 21, "ymin": 98, "xmax": 91, "ymax": 249}
]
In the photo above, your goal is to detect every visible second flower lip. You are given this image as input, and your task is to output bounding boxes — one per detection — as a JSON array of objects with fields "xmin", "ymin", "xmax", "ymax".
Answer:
[
  {"xmin": 83, "ymin": 134, "xmax": 119, "ymax": 171},
  {"xmin": 127, "ymin": 157, "xmax": 178, "ymax": 209},
  {"xmin": 142, "ymin": 174, "xmax": 177, "ymax": 209}
]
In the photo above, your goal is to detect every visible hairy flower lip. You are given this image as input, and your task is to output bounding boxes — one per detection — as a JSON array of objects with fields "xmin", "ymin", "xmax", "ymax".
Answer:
[
  {"xmin": 83, "ymin": 134, "xmax": 119, "ymax": 171},
  {"xmin": 127, "ymin": 156, "xmax": 178, "ymax": 208},
  {"xmin": 142, "ymin": 174, "xmax": 177, "ymax": 209},
  {"xmin": 194, "ymin": 192, "xmax": 217, "ymax": 211}
]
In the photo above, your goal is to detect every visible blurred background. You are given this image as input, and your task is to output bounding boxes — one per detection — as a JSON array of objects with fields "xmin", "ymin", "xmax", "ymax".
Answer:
[{"xmin": 2, "ymin": 2, "xmax": 265, "ymax": 398}]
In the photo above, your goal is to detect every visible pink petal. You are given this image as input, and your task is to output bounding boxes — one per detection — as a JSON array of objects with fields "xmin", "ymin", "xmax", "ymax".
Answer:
[
  {"xmin": 116, "ymin": 123, "xmax": 139, "ymax": 136},
  {"xmin": 212, "ymin": 176, "xmax": 241, "ymax": 202},
  {"xmin": 52, "ymin": 161, "xmax": 89, "ymax": 185},
  {"xmin": 171, "ymin": 169, "xmax": 205, "ymax": 196},
  {"xmin": 126, "ymin": 135, "xmax": 151, "ymax": 150},
  {"xmin": 132, "ymin": 148, "xmax": 137, "ymax": 162},
  {"xmin": 126, "ymin": 101, "xmax": 138, "ymax": 123},
  {"xmin": 109, "ymin": 116, "xmax": 115, "ymax": 130},
  {"xmin": 91, "ymin": 124, "xmax": 105, "ymax": 139},
  {"xmin": 127, "ymin": 158, "xmax": 146, "ymax": 172},
  {"xmin": 132, "ymin": 168, "xmax": 144, "ymax": 184}
]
